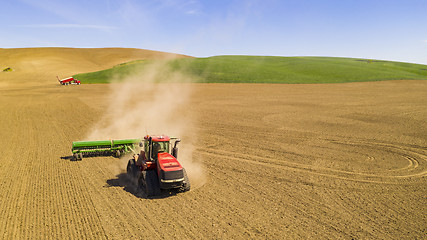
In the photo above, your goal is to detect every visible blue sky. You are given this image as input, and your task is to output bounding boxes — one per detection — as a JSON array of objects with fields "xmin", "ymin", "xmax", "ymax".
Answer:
[{"xmin": 1, "ymin": 0, "xmax": 426, "ymax": 64}]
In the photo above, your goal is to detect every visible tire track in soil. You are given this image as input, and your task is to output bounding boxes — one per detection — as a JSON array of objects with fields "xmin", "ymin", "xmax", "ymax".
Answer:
[
  {"xmin": 199, "ymin": 148, "xmax": 353, "ymax": 239},
  {"xmin": 311, "ymin": 187, "xmax": 395, "ymax": 238},
  {"xmin": 198, "ymin": 128, "xmax": 427, "ymax": 181},
  {"xmin": 197, "ymin": 137, "xmax": 427, "ymax": 185},
  {"xmin": 0, "ymin": 96, "xmax": 35, "ymax": 239},
  {"xmin": 31, "ymin": 96, "xmax": 71, "ymax": 239},
  {"xmin": 0, "ymin": 89, "xmax": 109, "ymax": 239},
  {"xmin": 316, "ymin": 187, "xmax": 424, "ymax": 239},
  {"xmin": 195, "ymin": 149, "xmax": 308, "ymax": 238},
  {"xmin": 84, "ymin": 152, "xmax": 264, "ymax": 239},
  {"xmin": 1, "ymin": 79, "xmax": 426, "ymax": 239},
  {"xmin": 200, "ymin": 121, "xmax": 427, "ymax": 237},
  {"xmin": 197, "ymin": 135, "xmax": 366, "ymax": 237},
  {"xmin": 48, "ymin": 93, "xmax": 109, "ymax": 239},
  {"xmin": 78, "ymin": 157, "xmax": 162, "ymax": 239},
  {"xmin": 325, "ymin": 139, "xmax": 427, "ymax": 178},
  {"xmin": 198, "ymin": 144, "xmax": 424, "ymax": 239},
  {"xmin": 79, "ymin": 156, "xmax": 210, "ymax": 239},
  {"xmin": 237, "ymin": 133, "xmax": 426, "ymax": 179}
]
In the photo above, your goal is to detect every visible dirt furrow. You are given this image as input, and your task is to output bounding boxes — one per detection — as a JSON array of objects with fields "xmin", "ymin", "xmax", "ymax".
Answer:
[{"xmin": 0, "ymin": 78, "xmax": 426, "ymax": 239}]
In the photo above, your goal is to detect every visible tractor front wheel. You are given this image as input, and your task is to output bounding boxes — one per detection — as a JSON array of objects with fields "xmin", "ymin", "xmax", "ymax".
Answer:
[
  {"xmin": 139, "ymin": 170, "xmax": 161, "ymax": 197},
  {"xmin": 182, "ymin": 168, "xmax": 191, "ymax": 192}
]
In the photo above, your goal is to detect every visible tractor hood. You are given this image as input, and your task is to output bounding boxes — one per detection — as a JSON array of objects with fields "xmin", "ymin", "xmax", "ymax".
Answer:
[
  {"xmin": 157, "ymin": 152, "xmax": 183, "ymax": 172},
  {"xmin": 157, "ymin": 152, "xmax": 184, "ymax": 188}
]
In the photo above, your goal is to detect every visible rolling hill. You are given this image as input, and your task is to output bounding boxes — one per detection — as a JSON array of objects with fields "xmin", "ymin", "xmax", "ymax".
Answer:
[
  {"xmin": 0, "ymin": 47, "xmax": 191, "ymax": 85},
  {"xmin": 74, "ymin": 56, "xmax": 427, "ymax": 84}
]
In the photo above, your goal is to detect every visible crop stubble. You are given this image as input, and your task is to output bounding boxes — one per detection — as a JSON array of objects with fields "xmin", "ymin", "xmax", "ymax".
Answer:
[{"xmin": 0, "ymin": 78, "xmax": 426, "ymax": 239}]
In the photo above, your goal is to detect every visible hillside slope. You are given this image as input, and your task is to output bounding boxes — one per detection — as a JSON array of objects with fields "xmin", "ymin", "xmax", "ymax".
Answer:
[
  {"xmin": 0, "ymin": 48, "xmax": 191, "ymax": 85},
  {"xmin": 75, "ymin": 56, "xmax": 427, "ymax": 84}
]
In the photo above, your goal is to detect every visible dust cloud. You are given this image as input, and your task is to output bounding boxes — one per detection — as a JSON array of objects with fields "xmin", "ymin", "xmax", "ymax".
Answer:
[{"xmin": 86, "ymin": 60, "xmax": 206, "ymax": 188}]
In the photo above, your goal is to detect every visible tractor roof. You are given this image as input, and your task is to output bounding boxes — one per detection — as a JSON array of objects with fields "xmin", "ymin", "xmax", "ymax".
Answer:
[{"xmin": 144, "ymin": 135, "xmax": 170, "ymax": 142}]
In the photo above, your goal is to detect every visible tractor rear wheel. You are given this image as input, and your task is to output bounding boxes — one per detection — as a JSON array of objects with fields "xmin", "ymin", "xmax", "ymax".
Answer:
[
  {"xmin": 126, "ymin": 159, "xmax": 136, "ymax": 178},
  {"xmin": 139, "ymin": 170, "xmax": 161, "ymax": 197}
]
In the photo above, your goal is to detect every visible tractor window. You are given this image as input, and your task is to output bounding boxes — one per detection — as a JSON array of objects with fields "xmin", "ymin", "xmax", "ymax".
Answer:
[
  {"xmin": 144, "ymin": 141, "xmax": 149, "ymax": 160},
  {"xmin": 152, "ymin": 141, "xmax": 170, "ymax": 160}
]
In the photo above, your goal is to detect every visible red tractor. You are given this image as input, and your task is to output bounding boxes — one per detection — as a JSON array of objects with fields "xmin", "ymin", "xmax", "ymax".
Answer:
[
  {"xmin": 57, "ymin": 76, "xmax": 81, "ymax": 85},
  {"xmin": 126, "ymin": 135, "xmax": 190, "ymax": 196}
]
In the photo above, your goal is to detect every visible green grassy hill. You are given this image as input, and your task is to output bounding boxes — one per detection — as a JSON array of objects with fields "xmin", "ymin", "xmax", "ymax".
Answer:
[{"xmin": 73, "ymin": 56, "xmax": 427, "ymax": 84}]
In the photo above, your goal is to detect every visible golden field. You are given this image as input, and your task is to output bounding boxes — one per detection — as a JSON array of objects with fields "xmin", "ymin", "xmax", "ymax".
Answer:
[{"xmin": 0, "ymin": 48, "xmax": 425, "ymax": 239}]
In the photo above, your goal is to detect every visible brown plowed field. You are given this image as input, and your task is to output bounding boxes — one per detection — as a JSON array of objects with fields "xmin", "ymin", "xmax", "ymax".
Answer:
[{"xmin": 0, "ymin": 48, "xmax": 426, "ymax": 239}]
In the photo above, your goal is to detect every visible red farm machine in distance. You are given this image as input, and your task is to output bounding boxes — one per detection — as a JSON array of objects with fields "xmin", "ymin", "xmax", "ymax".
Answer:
[{"xmin": 57, "ymin": 76, "xmax": 81, "ymax": 85}]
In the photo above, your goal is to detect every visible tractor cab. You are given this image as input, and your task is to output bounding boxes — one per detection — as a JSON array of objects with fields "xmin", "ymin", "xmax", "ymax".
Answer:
[
  {"xmin": 152, "ymin": 141, "xmax": 167, "ymax": 159},
  {"xmin": 142, "ymin": 135, "xmax": 180, "ymax": 162}
]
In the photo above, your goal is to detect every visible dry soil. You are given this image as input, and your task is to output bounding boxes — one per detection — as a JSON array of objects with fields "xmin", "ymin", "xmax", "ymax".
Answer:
[{"xmin": 0, "ymin": 48, "xmax": 426, "ymax": 239}]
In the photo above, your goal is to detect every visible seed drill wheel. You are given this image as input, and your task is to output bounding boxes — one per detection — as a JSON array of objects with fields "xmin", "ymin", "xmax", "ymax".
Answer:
[
  {"xmin": 139, "ymin": 170, "xmax": 161, "ymax": 197},
  {"xmin": 72, "ymin": 153, "xmax": 78, "ymax": 161},
  {"xmin": 114, "ymin": 150, "xmax": 121, "ymax": 158},
  {"xmin": 79, "ymin": 153, "xmax": 83, "ymax": 160}
]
